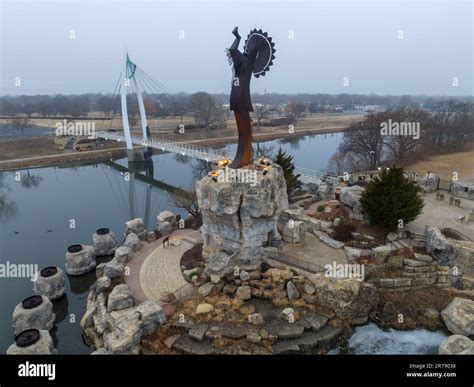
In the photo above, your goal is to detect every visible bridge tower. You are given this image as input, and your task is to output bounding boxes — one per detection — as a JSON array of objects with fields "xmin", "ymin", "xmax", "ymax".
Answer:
[{"xmin": 121, "ymin": 53, "xmax": 152, "ymax": 161}]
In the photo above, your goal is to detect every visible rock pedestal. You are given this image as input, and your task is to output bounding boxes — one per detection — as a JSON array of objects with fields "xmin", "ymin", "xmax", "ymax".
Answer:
[
  {"xmin": 7, "ymin": 329, "xmax": 55, "ymax": 355},
  {"xmin": 32, "ymin": 266, "xmax": 66, "ymax": 300},
  {"xmin": 196, "ymin": 163, "xmax": 288, "ymax": 275},
  {"xmin": 92, "ymin": 228, "xmax": 118, "ymax": 256},
  {"xmin": 12, "ymin": 295, "xmax": 55, "ymax": 335},
  {"xmin": 65, "ymin": 244, "xmax": 96, "ymax": 276}
]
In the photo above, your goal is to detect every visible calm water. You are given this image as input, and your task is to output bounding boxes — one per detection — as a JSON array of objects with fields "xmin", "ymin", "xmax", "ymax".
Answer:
[{"xmin": 0, "ymin": 133, "xmax": 342, "ymax": 353}]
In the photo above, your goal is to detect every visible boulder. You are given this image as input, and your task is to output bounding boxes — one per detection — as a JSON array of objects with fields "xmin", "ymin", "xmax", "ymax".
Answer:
[
  {"xmin": 32, "ymin": 267, "xmax": 66, "ymax": 300},
  {"xmin": 107, "ymin": 284, "xmax": 134, "ymax": 312},
  {"xmin": 196, "ymin": 303, "xmax": 214, "ymax": 314},
  {"xmin": 340, "ymin": 186, "xmax": 365, "ymax": 220},
  {"xmin": 236, "ymin": 286, "xmax": 252, "ymax": 300},
  {"xmin": 280, "ymin": 307, "xmax": 295, "ymax": 321},
  {"xmin": 344, "ymin": 247, "xmax": 362, "ymax": 262},
  {"xmin": 92, "ymin": 230, "xmax": 118, "ymax": 256},
  {"xmin": 124, "ymin": 218, "xmax": 146, "ymax": 237},
  {"xmin": 441, "ymin": 297, "xmax": 474, "ymax": 336},
  {"xmin": 7, "ymin": 330, "xmax": 55, "ymax": 355},
  {"xmin": 123, "ymin": 232, "xmax": 143, "ymax": 252},
  {"xmin": 248, "ymin": 313, "xmax": 264, "ymax": 326},
  {"xmin": 157, "ymin": 221, "xmax": 173, "ymax": 237},
  {"xmin": 104, "ymin": 311, "xmax": 142, "ymax": 354},
  {"xmin": 239, "ymin": 270, "xmax": 250, "ymax": 281},
  {"xmin": 198, "ymin": 282, "xmax": 214, "ymax": 297},
  {"xmin": 103, "ymin": 259, "xmax": 124, "ymax": 280},
  {"xmin": 449, "ymin": 239, "xmax": 474, "ymax": 276},
  {"xmin": 65, "ymin": 244, "xmax": 96, "ymax": 276},
  {"xmin": 286, "ymin": 281, "xmax": 300, "ymax": 301},
  {"xmin": 282, "ymin": 221, "xmax": 307, "ymax": 244},
  {"xmin": 425, "ymin": 227, "xmax": 454, "ymax": 266},
  {"xmin": 189, "ymin": 324, "xmax": 209, "ymax": 342},
  {"xmin": 439, "ymin": 335, "xmax": 474, "ymax": 355},
  {"xmin": 12, "ymin": 296, "xmax": 55, "ymax": 335},
  {"xmin": 451, "ymin": 182, "xmax": 474, "ymax": 200},
  {"xmin": 314, "ymin": 231, "xmax": 344, "ymax": 249},
  {"xmin": 416, "ymin": 173, "xmax": 439, "ymax": 193},
  {"xmin": 371, "ymin": 245, "xmax": 392, "ymax": 264},
  {"xmin": 114, "ymin": 246, "xmax": 134, "ymax": 264},
  {"xmin": 157, "ymin": 210, "xmax": 177, "ymax": 226},
  {"xmin": 95, "ymin": 276, "xmax": 111, "ymax": 294},
  {"xmin": 304, "ymin": 281, "xmax": 316, "ymax": 295},
  {"xmin": 312, "ymin": 274, "xmax": 378, "ymax": 319},
  {"xmin": 134, "ymin": 301, "xmax": 166, "ymax": 335}
]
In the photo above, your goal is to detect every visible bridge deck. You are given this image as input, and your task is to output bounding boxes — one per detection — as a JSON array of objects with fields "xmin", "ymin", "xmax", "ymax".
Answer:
[{"xmin": 96, "ymin": 131, "xmax": 339, "ymax": 185}]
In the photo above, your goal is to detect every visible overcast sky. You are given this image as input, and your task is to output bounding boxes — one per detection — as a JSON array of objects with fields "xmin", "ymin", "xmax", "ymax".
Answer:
[{"xmin": 0, "ymin": 0, "xmax": 472, "ymax": 96}]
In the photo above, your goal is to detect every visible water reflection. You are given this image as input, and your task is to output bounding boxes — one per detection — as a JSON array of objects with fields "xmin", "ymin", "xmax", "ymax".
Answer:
[{"xmin": 0, "ymin": 173, "xmax": 17, "ymax": 221}]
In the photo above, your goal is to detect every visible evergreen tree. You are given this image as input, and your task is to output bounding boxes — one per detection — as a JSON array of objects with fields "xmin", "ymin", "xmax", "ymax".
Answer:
[
  {"xmin": 360, "ymin": 166, "xmax": 424, "ymax": 229},
  {"xmin": 274, "ymin": 147, "xmax": 301, "ymax": 196}
]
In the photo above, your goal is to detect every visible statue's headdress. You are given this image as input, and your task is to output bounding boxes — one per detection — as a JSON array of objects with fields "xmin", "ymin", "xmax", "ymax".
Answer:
[{"xmin": 244, "ymin": 29, "xmax": 276, "ymax": 78}]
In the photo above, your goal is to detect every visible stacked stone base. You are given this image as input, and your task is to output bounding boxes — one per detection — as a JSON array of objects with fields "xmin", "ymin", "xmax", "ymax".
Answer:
[{"xmin": 378, "ymin": 253, "xmax": 450, "ymax": 292}]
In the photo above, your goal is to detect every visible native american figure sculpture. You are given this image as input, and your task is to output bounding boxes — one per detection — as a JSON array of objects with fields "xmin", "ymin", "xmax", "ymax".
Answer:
[{"xmin": 227, "ymin": 27, "xmax": 276, "ymax": 168}]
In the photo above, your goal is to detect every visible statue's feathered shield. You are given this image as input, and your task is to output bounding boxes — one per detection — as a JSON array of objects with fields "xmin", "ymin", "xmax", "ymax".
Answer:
[{"xmin": 244, "ymin": 29, "xmax": 276, "ymax": 78}]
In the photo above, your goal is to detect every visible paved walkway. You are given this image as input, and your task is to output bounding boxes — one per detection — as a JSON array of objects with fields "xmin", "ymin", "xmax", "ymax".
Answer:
[{"xmin": 137, "ymin": 230, "xmax": 202, "ymax": 303}]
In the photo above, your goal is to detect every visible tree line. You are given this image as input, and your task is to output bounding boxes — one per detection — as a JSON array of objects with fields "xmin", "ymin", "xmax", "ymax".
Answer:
[{"xmin": 328, "ymin": 99, "xmax": 474, "ymax": 174}]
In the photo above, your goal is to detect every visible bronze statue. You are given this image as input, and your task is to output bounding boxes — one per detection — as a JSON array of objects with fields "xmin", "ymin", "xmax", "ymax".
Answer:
[{"xmin": 227, "ymin": 27, "xmax": 275, "ymax": 168}]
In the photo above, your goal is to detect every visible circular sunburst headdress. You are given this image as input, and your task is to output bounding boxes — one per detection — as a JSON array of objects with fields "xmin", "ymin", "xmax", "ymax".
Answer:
[{"xmin": 244, "ymin": 29, "xmax": 276, "ymax": 78}]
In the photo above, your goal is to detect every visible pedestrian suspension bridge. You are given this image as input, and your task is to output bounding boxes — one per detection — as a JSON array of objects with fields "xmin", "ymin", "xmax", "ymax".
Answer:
[{"xmin": 96, "ymin": 53, "xmax": 340, "ymax": 186}]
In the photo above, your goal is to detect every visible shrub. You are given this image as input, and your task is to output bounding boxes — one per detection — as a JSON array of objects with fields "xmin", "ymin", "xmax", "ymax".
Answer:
[
  {"xmin": 317, "ymin": 205, "xmax": 325, "ymax": 213},
  {"xmin": 333, "ymin": 219, "xmax": 356, "ymax": 242},
  {"xmin": 360, "ymin": 166, "xmax": 424, "ymax": 230}
]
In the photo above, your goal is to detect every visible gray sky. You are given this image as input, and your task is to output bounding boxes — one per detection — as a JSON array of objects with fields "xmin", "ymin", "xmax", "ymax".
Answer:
[{"xmin": 0, "ymin": 0, "xmax": 472, "ymax": 96}]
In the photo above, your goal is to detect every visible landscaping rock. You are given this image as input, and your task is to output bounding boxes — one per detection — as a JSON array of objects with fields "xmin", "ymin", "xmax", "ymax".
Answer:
[
  {"xmin": 157, "ymin": 221, "xmax": 173, "ymax": 237},
  {"xmin": 124, "ymin": 218, "xmax": 146, "ymax": 237},
  {"xmin": 236, "ymin": 286, "xmax": 251, "ymax": 300},
  {"xmin": 248, "ymin": 313, "xmax": 264, "ymax": 326},
  {"xmin": 196, "ymin": 303, "xmax": 214, "ymax": 314},
  {"xmin": 114, "ymin": 246, "xmax": 134, "ymax": 264},
  {"xmin": 107, "ymin": 284, "xmax": 134, "ymax": 312},
  {"xmin": 439, "ymin": 335, "xmax": 474, "ymax": 355},
  {"xmin": 282, "ymin": 221, "xmax": 307, "ymax": 244},
  {"xmin": 314, "ymin": 231, "xmax": 344, "ymax": 249},
  {"xmin": 189, "ymin": 324, "xmax": 209, "ymax": 342},
  {"xmin": 441, "ymin": 297, "xmax": 474, "ymax": 336},
  {"xmin": 425, "ymin": 227, "xmax": 454, "ymax": 266},
  {"xmin": 198, "ymin": 282, "xmax": 214, "ymax": 297},
  {"xmin": 157, "ymin": 210, "xmax": 177, "ymax": 226},
  {"xmin": 123, "ymin": 233, "xmax": 142, "ymax": 252},
  {"xmin": 340, "ymin": 186, "xmax": 365, "ymax": 220},
  {"xmin": 286, "ymin": 281, "xmax": 300, "ymax": 301},
  {"xmin": 371, "ymin": 245, "xmax": 392, "ymax": 264}
]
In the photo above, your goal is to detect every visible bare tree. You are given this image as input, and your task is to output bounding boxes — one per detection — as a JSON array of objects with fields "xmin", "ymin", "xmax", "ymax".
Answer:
[
  {"xmin": 189, "ymin": 92, "xmax": 226, "ymax": 129},
  {"xmin": 169, "ymin": 187, "xmax": 202, "ymax": 227},
  {"xmin": 10, "ymin": 116, "xmax": 32, "ymax": 136}
]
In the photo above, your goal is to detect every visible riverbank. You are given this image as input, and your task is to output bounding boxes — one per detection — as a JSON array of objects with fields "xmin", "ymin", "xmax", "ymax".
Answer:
[{"xmin": 0, "ymin": 125, "xmax": 348, "ymax": 171}]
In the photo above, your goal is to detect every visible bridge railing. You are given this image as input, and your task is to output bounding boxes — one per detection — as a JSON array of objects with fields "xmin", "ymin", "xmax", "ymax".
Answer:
[{"xmin": 97, "ymin": 130, "xmax": 341, "ymax": 184}]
